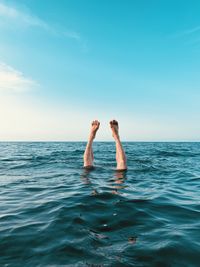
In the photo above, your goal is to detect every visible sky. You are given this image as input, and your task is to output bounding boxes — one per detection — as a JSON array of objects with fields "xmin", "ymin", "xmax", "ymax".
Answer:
[{"xmin": 0, "ymin": 0, "xmax": 200, "ymax": 141}]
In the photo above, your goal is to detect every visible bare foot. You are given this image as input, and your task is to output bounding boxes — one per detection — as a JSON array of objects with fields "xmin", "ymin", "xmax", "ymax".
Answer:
[
  {"xmin": 89, "ymin": 120, "xmax": 100, "ymax": 140},
  {"xmin": 110, "ymin": 120, "xmax": 119, "ymax": 140}
]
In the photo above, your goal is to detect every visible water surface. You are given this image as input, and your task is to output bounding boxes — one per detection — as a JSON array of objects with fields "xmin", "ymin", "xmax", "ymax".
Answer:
[{"xmin": 0, "ymin": 142, "xmax": 200, "ymax": 266}]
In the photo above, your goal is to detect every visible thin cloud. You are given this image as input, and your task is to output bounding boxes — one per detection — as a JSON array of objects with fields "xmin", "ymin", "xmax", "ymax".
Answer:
[
  {"xmin": 170, "ymin": 25, "xmax": 200, "ymax": 46},
  {"xmin": 0, "ymin": 2, "xmax": 80, "ymax": 41},
  {"xmin": 0, "ymin": 2, "xmax": 48, "ymax": 29},
  {"xmin": 0, "ymin": 62, "xmax": 38, "ymax": 93},
  {"xmin": 173, "ymin": 25, "xmax": 200, "ymax": 38},
  {"xmin": 64, "ymin": 30, "xmax": 81, "ymax": 40},
  {"xmin": 182, "ymin": 26, "xmax": 200, "ymax": 35}
]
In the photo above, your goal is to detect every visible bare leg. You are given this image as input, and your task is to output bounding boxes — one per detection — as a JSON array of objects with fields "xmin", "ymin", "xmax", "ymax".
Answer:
[
  {"xmin": 83, "ymin": 120, "xmax": 100, "ymax": 168},
  {"xmin": 110, "ymin": 120, "xmax": 127, "ymax": 170}
]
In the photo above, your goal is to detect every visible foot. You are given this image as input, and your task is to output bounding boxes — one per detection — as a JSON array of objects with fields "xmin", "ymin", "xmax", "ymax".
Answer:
[
  {"xmin": 110, "ymin": 120, "xmax": 119, "ymax": 140},
  {"xmin": 89, "ymin": 120, "xmax": 100, "ymax": 140}
]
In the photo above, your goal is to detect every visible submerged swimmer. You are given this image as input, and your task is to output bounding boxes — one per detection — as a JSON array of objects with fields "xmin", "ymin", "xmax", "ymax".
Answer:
[{"xmin": 83, "ymin": 120, "xmax": 127, "ymax": 171}]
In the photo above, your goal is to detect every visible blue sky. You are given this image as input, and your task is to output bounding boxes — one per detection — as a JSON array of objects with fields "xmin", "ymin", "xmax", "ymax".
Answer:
[{"xmin": 0, "ymin": 0, "xmax": 200, "ymax": 141}]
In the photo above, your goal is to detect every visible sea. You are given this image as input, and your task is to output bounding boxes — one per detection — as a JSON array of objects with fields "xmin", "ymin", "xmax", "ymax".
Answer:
[{"xmin": 0, "ymin": 142, "xmax": 199, "ymax": 267}]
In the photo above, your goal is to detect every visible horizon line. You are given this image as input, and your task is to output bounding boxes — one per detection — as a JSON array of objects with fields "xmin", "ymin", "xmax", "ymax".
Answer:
[{"xmin": 0, "ymin": 140, "xmax": 200, "ymax": 143}]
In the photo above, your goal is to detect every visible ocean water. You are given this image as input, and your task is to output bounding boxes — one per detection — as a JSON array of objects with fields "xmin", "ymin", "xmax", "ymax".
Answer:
[{"xmin": 0, "ymin": 142, "xmax": 200, "ymax": 267}]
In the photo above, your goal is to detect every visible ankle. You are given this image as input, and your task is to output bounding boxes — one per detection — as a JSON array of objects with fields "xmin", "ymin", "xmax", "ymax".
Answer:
[
  {"xmin": 113, "ymin": 134, "xmax": 120, "ymax": 141},
  {"xmin": 89, "ymin": 135, "xmax": 95, "ymax": 142}
]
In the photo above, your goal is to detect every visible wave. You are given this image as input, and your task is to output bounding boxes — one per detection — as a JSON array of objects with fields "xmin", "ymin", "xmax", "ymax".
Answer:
[{"xmin": 155, "ymin": 149, "xmax": 200, "ymax": 157}]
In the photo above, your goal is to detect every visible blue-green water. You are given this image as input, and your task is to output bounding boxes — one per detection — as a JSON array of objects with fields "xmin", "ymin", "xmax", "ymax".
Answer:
[{"xmin": 0, "ymin": 142, "xmax": 200, "ymax": 267}]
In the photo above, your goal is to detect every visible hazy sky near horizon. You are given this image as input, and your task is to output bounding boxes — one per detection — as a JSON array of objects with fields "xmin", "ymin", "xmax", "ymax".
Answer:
[{"xmin": 0, "ymin": 0, "xmax": 200, "ymax": 141}]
